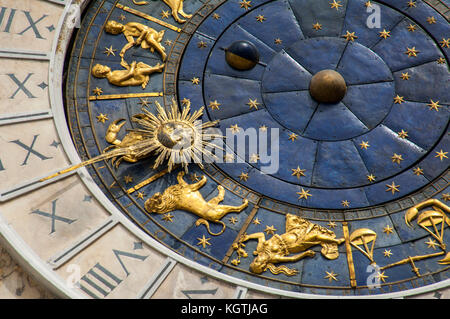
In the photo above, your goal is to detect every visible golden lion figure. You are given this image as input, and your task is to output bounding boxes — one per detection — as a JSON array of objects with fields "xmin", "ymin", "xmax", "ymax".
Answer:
[
  {"xmin": 233, "ymin": 214, "xmax": 345, "ymax": 276},
  {"xmin": 145, "ymin": 171, "xmax": 249, "ymax": 235}
]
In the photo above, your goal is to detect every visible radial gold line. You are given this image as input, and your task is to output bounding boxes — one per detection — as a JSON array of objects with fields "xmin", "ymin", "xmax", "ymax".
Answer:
[
  {"xmin": 222, "ymin": 199, "xmax": 261, "ymax": 264},
  {"xmin": 89, "ymin": 92, "xmax": 163, "ymax": 101},
  {"xmin": 127, "ymin": 167, "xmax": 173, "ymax": 194},
  {"xmin": 343, "ymin": 222, "xmax": 357, "ymax": 288},
  {"xmin": 115, "ymin": 3, "xmax": 181, "ymax": 32}
]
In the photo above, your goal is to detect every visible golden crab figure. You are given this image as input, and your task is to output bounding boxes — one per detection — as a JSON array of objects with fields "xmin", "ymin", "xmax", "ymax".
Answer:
[{"xmin": 41, "ymin": 99, "xmax": 222, "ymax": 181}]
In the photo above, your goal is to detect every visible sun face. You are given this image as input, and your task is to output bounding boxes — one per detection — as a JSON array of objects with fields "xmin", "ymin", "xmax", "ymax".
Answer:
[{"xmin": 133, "ymin": 99, "xmax": 221, "ymax": 172}]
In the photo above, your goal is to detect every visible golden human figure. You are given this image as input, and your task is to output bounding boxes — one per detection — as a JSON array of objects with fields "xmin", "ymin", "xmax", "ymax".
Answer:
[
  {"xmin": 105, "ymin": 20, "xmax": 167, "ymax": 61},
  {"xmin": 233, "ymin": 214, "xmax": 345, "ymax": 276},
  {"xmin": 91, "ymin": 58, "xmax": 164, "ymax": 89}
]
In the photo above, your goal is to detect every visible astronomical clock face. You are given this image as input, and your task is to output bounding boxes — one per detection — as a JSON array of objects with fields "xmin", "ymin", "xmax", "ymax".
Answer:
[{"xmin": 0, "ymin": 0, "xmax": 449, "ymax": 299}]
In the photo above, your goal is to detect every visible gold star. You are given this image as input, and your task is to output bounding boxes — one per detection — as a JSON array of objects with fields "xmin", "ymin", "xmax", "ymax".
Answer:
[
  {"xmin": 435, "ymin": 150, "xmax": 448, "ymax": 161},
  {"xmin": 297, "ymin": 188, "xmax": 312, "ymax": 200},
  {"xmin": 397, "ymin": 129, "xmax": 408, "ymax": 139},
  {"xmin": 291, "ymin": 166, "xmax": 306, "ymax": 179},
  {"xmin": 367, "ymin": 174, "xmax": 376, "ymax": 182},
  {"xmin": 400, "ymin": 72, "xmax": 410, "ymax": 80},
  {"xmin": 162, "ymin": 213, "xmax": 174, "ymax": 222},
  {"xmin": 239, "ymin": 172, "xmax": 249, "ymax": 181},
  {"xmin": 138, "ymin": 98, "xmax": 151, "ymax": 108},
  {"xmin": 264, "ymin": 225, "xmax": 277, "ymax": 235},
  {"xmin": 427, "ymin": 99, "xmax": 441, "ymax": 111},
  {"xmin": 274, "ymin": 38, "xmax": 282, "ymax": 45},
  {"xmin": 324, "ymin": 271, "xmax": 338, "ymax": 282},
  {"xmin": 229, "ymin": 124, "xmax": 240, "ymax": 134},
  {"xmin": 256, "ymin": 15, "xmax": 266, "ymax": 22},
  {"xmin": 312, "ymin": 22, "xmax": 322, "ymax": 30},
  {"xmin": 212, "ymin": 13, "xmax": 221, "ymax": 19},
  {"xmin": 379, "ymin": 29, "xmax": 391, "ymax": 39},
  {"xmin": 136, "ymin": 191, "xmax": 145, "ymax": 200},
  {"xmin": 365, "ymin": 1, "xmax": 372, "ymax": 7},
  {"xmin": 413, "ymin": 167, "xmax": 424, "ymax": 176},
  {"xmin": 181, "ymin": 97, "xmax": 191, "ymax": 106},
  {"xmin": 124, "ymin": 175, "xmax": 133, "ymax": 183},
  {"xmin": 103, "ymin": 45, "xmax": 117, "ymax": 56},
  {"xmin": 386, "ymin": 181, "xmax": 400, "ymax": 195},
  {"xmin": 343, "ymin": 31, "xmax": 358, "ymax": 42},
  {"xmin": 249, "ymin": 153, "xmax": 260, "ymax": 163},
  {"xmin": 197, "ymin": 235, "xmax": 211, "ymax": 248},
  {"xmin": 394, "ymin": 95, "xmax": 405, "ymax": 104},
  {"xmin": 391, "ymin": 153, "xmax": 404, "ymax": 164},
  {"xmin": 405, "ymin": 47, "xmax": 419, "ymax": 57},
  {"xmin": 376, "ymin": 271, "xmax": 388, "ymax": 283},
  {"xmin": 247, "ymin": 98, "xmax": 261, "ymax": 110},
  {"xmin": 341, "ymin": 200, "xmax": 350, "ymax": 208},
  {"xmin": 407, "ymin": 24, "xmax": 417, "ymax": 32},
  {"xmin": 359, "ymin": 141, "xmax": 370, "ymax": 149},
  {"xmin": 92, "ymin": 87, "xmax": 103, "ymax": 96},
  {"xmin": 191, "ymin": 77, "xmax": 200, "ymax": 85},
  {"xmin": 197, "ymin": 41, "xmax": 207, "ymax": 48},
  {"xmin": 440, "ymin": 38, "xmax": 450, "ymax": 48},
  {"xmin": 427, "ymin": 16, "xmax": 436, "ymax": 24},
  {"xmin": 259, "ymin": 125, "xmax": 268, "ymax": 132},
  {"xmin": 437, "ymin": 57, "xmax": 446, "ymax": 64},
  {"xmin": 190, "ymin": 173, "xmax": 201, "ymax": 182},
  {"xmin": 164, "ymin": 39, "xmax": 173, "ymax": 46},
  {"xmin": 118, "ymin": 14, "xmax": 126, "ymax": 21},
  {"xmin": 229, "ymin": 216, "xmax": 238, "ymax": 225},
  {"xmin": 425, "ymin": 238, "xmax": 439, "ymax": 249},
  {"xmin": 252, "ymin": 218, "xmax": 261, "ymax": 225},
  {"xmin": 407, "ymin": 0, "xmax": 416, "ymax": 7},
  {"xmin": 288, "ymin": 133, "xmax": 298, "ymax": 141},
  {"xmin": 442, "ymin": 193, "xmax": 450, "ymax": 201},
  {"xmin": 383, "ymin": 225, "xmax": 394, "ymax": 234},
  {"xmin": 239, "ymin": 0, "xmax": 252, "ymax": 10},
  {"xmin": 96, "ymin": 113, "xmax": 109, "ymax": 123},
  {"xmin": 327, "ymin": 221, "xmax": 337, "ymax": 228},
  {"xmin": 330, "ymin": 0, "xmax": 343, "ymax": 10},
  {"xmin": 160, "ymin": 10, "xmax": 170, "ymax": 19},
  {"xmin": 209, "ymin": 100, "xmax": 221, "ymax": 110},
  {"xmin": 384, "ymin": 249, "xmax": 393, "ymax": 258}
]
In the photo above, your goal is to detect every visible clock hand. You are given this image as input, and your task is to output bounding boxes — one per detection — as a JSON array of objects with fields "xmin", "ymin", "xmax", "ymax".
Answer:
[{"xmin": 126, "ymin": 165, "xmax": 177, "ymax": 194}]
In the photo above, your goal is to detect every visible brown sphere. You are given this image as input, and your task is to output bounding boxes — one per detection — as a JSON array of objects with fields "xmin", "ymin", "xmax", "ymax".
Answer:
[{"xmin": 309, "ymin": 69, "xmax": 347, "ymax": 103}]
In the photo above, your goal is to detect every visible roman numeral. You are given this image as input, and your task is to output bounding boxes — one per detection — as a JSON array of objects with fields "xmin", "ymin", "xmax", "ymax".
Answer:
[
  {"xmin": 79, "ymin": 263, "xmax": 122, "ymax": 299},
  {"xmin": 10, "ymin": 134, "xmax": 52, "ymax": 165},
  {"xmin": 0, "ymin": 8, "xmax": 47, "ymax": 38},
  {"xmin": 31, "ymin": 199, "xmax": 76, "ymax": 234},
  {"xmin": 6, "ymin": 73, "xmax": 36, "ymax": 99},
  {"xmin": 17, "ymin": 11, "xmax": 47, "ymax": 39},
  {"xmin": 112, "ymin": 249, "xmax": 148, "ymax": 277}
]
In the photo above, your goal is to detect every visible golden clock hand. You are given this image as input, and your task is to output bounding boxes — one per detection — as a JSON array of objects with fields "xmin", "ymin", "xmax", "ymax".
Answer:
[{"xmin": 126, "ymin": 166, "xmax": 177, "ymax": 194}]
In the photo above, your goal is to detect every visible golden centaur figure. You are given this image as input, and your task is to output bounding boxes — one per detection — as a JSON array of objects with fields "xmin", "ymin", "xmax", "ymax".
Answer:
[
  {"xmin": 92, "ymin": 59, "xmax": 164, "ymax": 89},
  {"xmin": 132, "ymin": 0, "xmax": 192, "ymax": 23},
  {"xmin": 105, "ymin": 20, "xmax": 167, "ymax": 61},
  {"xmin": 145, "ymin": 171, "xmax": 249, "ymax": 235},
  {"xmin": 233, "ymin": 214, "xmax": 345, "ymax": 276}
]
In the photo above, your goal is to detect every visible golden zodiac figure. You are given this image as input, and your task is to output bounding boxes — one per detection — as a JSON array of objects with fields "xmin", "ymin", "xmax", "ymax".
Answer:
[
  {"xmin": 233, "ymin": 214, "xmax": 345, "ymax": 276},
  {"xmin": 145, "ymin": 171, "xmax": 249, "ymax": 235},
  {"xmin": 92, "ymin": 59, "xmax": 164, "ymax": 89},
  {"xmin": 103, "ymin": 116, "xmax": 146, "ymax": 167},
  {"xmin": 105, "ymin": 20, "xmax": 167, "ymax": 61},
  {"xmin": 405, "ymin": 199, "xmax": 450, "ymax": 263},
  {"xmin": 132, "ymin": 0, "xmax": 192, "ymax": 23}
]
